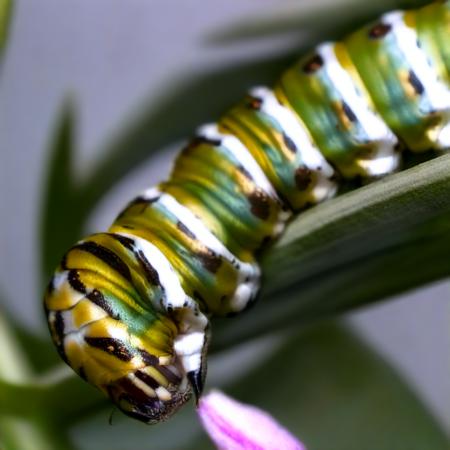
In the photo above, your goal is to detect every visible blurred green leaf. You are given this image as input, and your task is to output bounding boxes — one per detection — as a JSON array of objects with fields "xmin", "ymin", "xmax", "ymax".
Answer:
[
  {"xmin": 266, "ymin": 152, "xmax": 450, "ymax": 287},
  {"xmin": 11, "ymin": 330, "xmax": 61, "ymax": 374},
  {"xmin": 0, "ymin": 302, "xmax": 60, "ymax": 373},
  {"xmin": 0, "ymin": 299, "xmax": 76, "ymax": 450},
  {"xmin": 0, "ymin": 305, "xmax": 33, "ymax": 384},
  {"xmin": 206, "ymin": 0, "xmax": 428, "ymax": 44},
  {"xmin": 189, "ymin": 323, "xmax": 449, "ymax": 450},
  {"xmin": 0, "ymin": 369, "xmax": 106, "ymax": 424},
  {"xmin": 40, "ymin": 100, "xmax": 80, "ymax": 284},
  {"xmin": 0, "ymin": 416, "xmax": 76, "ymax": 450},
  {"xmin": 264, "ymin": 152, "xmax": 450, "ymax": 306},
  {"xmin": 0, "ymin": 0, "xmax": 12, "ymax": 56}
]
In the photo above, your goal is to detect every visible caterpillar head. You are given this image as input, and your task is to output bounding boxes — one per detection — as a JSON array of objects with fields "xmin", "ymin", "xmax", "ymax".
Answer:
[{"xmin": 44, "ymin": 232, "xmax": 210, "ymax": 424}]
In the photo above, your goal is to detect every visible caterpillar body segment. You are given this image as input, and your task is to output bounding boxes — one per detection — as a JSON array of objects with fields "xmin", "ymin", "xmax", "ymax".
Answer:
[
  {"xmin": 111, "ymin": 187, "xmax": 262, "ymax": 316},
  {"xmin": 44, "ymin": 2, "xmax": 450, "ymax": 424},
  {"xmin": 220, "ymin": 87, "xmax": 338, "ymax": 210},
  {"xmin": 344, "ymin": 9, "xmax": 450, "ymax": 151}
]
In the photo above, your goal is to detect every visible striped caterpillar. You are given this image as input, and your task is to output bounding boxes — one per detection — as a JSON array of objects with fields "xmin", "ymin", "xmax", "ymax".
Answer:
[{"xmin": 44, "ymin": 1, "xmax": 450, "ymax": 424}]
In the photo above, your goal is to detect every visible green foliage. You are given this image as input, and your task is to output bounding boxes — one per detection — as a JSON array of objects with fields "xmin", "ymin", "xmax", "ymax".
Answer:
[
  {"xmin": 0, "ymin": 307, "xmax": 76, "ymax": 450},
  {"xmin": 40, "ymin": 102, "xmax": 79, "ymax": 285}
]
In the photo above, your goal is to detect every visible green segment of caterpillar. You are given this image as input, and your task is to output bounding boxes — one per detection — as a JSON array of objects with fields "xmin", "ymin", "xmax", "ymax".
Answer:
[{"xmin": 44, "ymin": 1, "xmax": 450, "ymax": 424}]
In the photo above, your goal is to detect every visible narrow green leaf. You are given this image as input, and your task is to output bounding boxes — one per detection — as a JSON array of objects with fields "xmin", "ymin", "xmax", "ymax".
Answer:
[
  {"xmin": 264, "ymin": 153, "xmax": 450, "ymax": 290},
  {"xmin": 39, "ymin": 100, "xmax": 81, "ymax": 284},
  {"xmin": 264, "ymin": 153, "xmax": 450, "ymax": 301},
  {"xmin": 0, "ymin": 0, "xmax": 12, "ymax": 56},
  {"xmin": 190, "ymin": 323, "xmax": 449, "ymax": 450},
  {"xmin": 213, "ymin": 155, "xmax": 450, "ymax": 350}
]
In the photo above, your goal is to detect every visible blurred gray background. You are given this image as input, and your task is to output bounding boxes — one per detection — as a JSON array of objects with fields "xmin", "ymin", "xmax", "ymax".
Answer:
[{"xmin": 0, "ymin": 0, "xmax": 449, "ymax": 437}]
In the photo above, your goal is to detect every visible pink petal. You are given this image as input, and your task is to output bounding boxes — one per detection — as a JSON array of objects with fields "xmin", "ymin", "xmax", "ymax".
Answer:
[{"xmin": 198, "ymin": 390, "xmax": 306, "ymax": 450}]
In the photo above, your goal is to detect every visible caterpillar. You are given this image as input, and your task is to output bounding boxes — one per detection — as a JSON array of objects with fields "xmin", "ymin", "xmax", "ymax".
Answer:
[{"xmin": 44, "ymin": 1, "xmax": 450, "ymax": 424}]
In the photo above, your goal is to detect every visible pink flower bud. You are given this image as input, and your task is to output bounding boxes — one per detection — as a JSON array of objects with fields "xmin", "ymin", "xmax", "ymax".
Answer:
[{"xmin": 198, "ymin": 390, "xmax": 306, "ymax": 450}]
